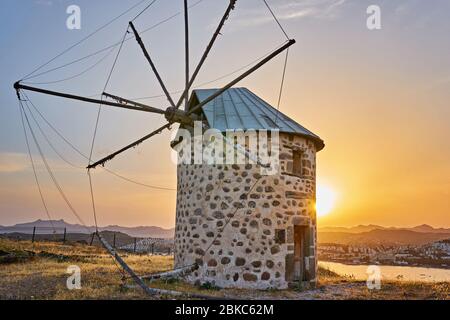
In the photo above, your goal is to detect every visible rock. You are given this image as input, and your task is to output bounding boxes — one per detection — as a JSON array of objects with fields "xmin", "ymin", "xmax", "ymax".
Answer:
[
  {"xmin": 213, "ymin": 211, "xmax": 224, "ymax": 219},
  {"xmin": 261, "ymin": 272, "xmax": 271, "ymax": 280},
  {"xmin": 243, "ymin": 273, "xmax": 257, "ymax": 282},
  {"xmin": 249, "ymin": 220, "xmax": 259, "ymax": 230},
  {"xmin": 270, "ymin": 245, "xmax": 280, "ymax": 255},
  {"xmin": 233, "ymin": 202, "xmax": 244, "ymax": 209},
  {"xmin": 208, "ymin": 259, "xmax": 217, "ymax": 267},
  {"xmin": 235, "ymin": 257, "xmax": 246, "ymax": 266},
  {"xmin": 195, "ymin": 248, "xmax": 205, "ymax": 255},
  {"xmin": 285, "ymin": 191, "xmax": 307, "ymax": 199}
]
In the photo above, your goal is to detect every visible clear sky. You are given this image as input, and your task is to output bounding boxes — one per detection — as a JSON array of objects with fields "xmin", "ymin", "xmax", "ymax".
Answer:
[{"xmin": 0, "ymin": 0, "xmax": 449, "ymax": 229}]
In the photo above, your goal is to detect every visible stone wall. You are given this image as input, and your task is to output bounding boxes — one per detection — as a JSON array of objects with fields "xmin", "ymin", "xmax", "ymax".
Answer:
[{"xmin": 174, "ymin": 132, "xmax": 317, "ymax": 289}]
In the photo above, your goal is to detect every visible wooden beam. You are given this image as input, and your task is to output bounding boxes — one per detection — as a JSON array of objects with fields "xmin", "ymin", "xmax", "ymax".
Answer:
[
  {"xmin": 87, "ymin": 122, "xmax": 171, "ymax": 169},
  {"xmin": 184, "ymin": 0, "xmax": 190, "ymax": 111},
  {"xmin": 14, "ymin": 83, "xmax": 163, "ymax": 114},
  {"xmin": 96, "ymin": 232, "xmax": 221, "ymax": 299},
  {"xmin": 140, "ymin": 264, "xmax": 198, "ymax": 281},
  {"xmin": 102, "ymin": 92, "xmax": 165, "ymax": 114},
  {"xmin": 129, "ymin": 22, "xmax": 176, "ymax": 108},
  {"xmin": 175, "ymin": 0, "xmax": 237, "ymax": 109},
  {"xmin": 187, "ymin": 39, "xmax": 295, "ymax": 116}
]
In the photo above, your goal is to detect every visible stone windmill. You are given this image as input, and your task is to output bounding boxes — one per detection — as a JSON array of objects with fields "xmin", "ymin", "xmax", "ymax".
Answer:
[
  {"xmin": 171, "ymin": 88, "xmax": 324, "ymax": 289},
  {"xmin": 14, "ymin": 0, "xmax": 324, "ymax": 290}
]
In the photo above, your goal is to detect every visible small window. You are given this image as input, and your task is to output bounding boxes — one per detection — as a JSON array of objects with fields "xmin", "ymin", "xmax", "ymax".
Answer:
[
  {"xmin": 275, "ymin": 229, "xmax": 286, "ymax": 244},
  {"xmin": 292, "ymin": 150, "xmax": 303, "ymax": 176}
]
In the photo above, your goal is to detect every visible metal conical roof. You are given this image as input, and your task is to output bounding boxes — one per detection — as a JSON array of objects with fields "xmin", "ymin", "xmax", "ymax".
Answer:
[{"xmin": 190, "ymin": 87, "xmax": 324, "ymax": 151}]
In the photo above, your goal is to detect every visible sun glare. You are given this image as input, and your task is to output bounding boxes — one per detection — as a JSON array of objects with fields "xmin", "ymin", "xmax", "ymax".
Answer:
[{"xmin": 316, "ymin": 184, "xmax": 337, "ymax": 218}]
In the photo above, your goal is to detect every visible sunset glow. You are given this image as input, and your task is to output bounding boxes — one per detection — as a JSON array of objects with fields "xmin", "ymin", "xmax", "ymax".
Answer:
[
  {"xmin": 0, "ymin": 1, "xmax": 448, "ymax": 230},
  {"xmin": 316, "ymin": 184, "xmax": 337, "ymax": 218}
]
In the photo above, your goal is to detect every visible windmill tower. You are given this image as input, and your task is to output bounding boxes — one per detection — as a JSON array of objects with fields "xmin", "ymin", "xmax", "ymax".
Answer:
[
  {"xmin": 14, "ymin": 1, "xmax": 324, "ymax": 290},
  {"xmin": 171, "ymin": 88, "xmax": 324, "ymax": 289}
]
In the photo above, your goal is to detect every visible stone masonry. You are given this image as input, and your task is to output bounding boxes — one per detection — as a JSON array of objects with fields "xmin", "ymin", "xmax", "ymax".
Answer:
[{"xmin": 174, "ymin": 132, "xmax": 318, "ymax": 289}]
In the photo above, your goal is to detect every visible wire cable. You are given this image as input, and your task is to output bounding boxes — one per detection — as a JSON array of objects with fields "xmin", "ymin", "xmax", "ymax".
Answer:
[
  {"xmin": 131, "ymin": 0, "xmax": 158, "ymax": 22},
  {"xmin": 19, "ymin": 98, "xmax": 91, "ymax": 231},
  {"xmin": 20, "ymin": 0, "xmax": 206, "ymax": 82},
  {"xmin": 23, "ymin": 100, "xmax": 83, "ymax": 169},
  {"xmin": 262, "ymin": 0, "xmax": 290, "ymax": 40},
  {"xmin": 21, "ymin": 0, "xmax": 149, "ymax": 81},
  {"xmin": 24, "ymin": 93, "xmax": 175, "ymax": 191},
  {"xmin": 18, "ymin": 100, "xmax": 56, "ymax": 234},
  {"xmin": 200, "ymin": 175, "xmax": 262, "ymax": 259},
  {"xmin": 129, "ymin": 42, "xmax": 290, "ymax": 101},
  {"xmin": 275, "ymin": 48, "xmax": 289, "ymax": 124},
  {"xmin": 87, "ymin": 26, "xmax": 130, "ymax": 232},
  {"xmin": 22, "ymin": 46, "xmax": 117, "ymax": 86}
]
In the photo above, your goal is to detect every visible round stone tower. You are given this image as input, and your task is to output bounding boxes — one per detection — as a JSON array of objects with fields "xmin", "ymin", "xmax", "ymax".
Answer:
[{"xmin": 172, "ymin": 88, "xmax": 324, "ymax": 289}]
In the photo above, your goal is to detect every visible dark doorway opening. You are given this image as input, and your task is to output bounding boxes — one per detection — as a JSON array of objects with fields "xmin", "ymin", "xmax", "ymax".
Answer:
[{"xmin": 294, "ymin": 225, "xmax": 307, "ymax": 282}]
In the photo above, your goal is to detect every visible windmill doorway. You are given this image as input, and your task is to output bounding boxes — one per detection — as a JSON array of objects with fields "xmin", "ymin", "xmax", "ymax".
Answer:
[{"xmin": 294, "ymin": 225, "xmax": 307, "ymax": 282}]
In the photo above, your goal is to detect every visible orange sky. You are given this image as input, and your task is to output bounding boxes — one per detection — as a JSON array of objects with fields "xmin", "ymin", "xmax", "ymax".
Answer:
[{"xmin": 0, "ymin": 1, "xmax": 449, "ymax": 228}]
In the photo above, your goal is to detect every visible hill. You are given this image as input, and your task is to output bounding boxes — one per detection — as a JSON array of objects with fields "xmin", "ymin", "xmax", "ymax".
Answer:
[
  {"xmin": 318, "ymin": 229, "xmax": 450, "ymax": 246},
  {"xmin": 0, "ymin": 219, "xmax": 175, "ymax": 239},
  {"xmin": 319, "ymin": 224, "xmax": 450, "ymax": 234}
]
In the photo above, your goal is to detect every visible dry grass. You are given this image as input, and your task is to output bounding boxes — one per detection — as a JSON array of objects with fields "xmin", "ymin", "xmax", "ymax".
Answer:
[
  {"xmin": 0, "ymin": 238, "xmax": 171, "ymax": 300},
  {"xmin": 0, "ymin": 239, "xmax": 448, "ymax": 300}
]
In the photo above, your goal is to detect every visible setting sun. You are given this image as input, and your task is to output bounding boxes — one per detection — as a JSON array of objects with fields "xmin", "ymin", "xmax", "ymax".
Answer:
[{"xmin": 316, "ymin": 184, "xmax": 337, "ymax": 218}]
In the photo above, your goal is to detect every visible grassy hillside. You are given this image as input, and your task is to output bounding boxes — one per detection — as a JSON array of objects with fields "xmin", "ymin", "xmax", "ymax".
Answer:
[{"xmin": 0, "ymin": 239, "xmax": 448, "ymax": 300}]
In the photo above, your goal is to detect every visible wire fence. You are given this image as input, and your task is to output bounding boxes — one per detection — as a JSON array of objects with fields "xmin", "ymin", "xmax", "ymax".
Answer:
[{"xmin": 0, "ymin": 226, "xmax": 174, "ymax": 255}]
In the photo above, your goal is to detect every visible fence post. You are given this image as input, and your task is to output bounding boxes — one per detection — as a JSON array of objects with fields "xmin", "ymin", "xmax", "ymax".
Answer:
[
  {"xmin": 151, "ymin": 243, "xmax": 154, "ymax": 255},
  {"xmin": 168, "ymin": 247, "xmax": 171, "ymax": 255},
  {"xmin": 63, "ymin": 228, "xmax": 67, "ymax": 243},
  {"xmin": 113, "ymin": 232, "xmax": 116, "ymax": 249},
  {"xmin": 134, "ymin": 238, "xmax": 137, "ymax": 253},
  {"xmin": 31, "ymin": 226, "xmax": 36, "ymax": 243},
  {"xmin": 90, "ymin": 233, "xmax": 95, "ymax": 246}
]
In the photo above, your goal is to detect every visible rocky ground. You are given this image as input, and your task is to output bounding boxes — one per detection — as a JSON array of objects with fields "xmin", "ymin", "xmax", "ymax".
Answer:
[{"xmin": 0, "ymin": 239, "xmax": 448, "ymax": 300}]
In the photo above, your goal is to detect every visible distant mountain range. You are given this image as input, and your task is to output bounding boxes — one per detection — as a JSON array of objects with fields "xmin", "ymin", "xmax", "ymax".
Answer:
[
  {"xmin": 319, "ymin": 224, "xmax": 450, "ymax": 234},
  {"xmin": 0, "ymin": 219, "xmax": 175, "ymax": 239},
  {"xmin": 1, "ymin": 220, "xmax": 449, "ymax": 246},
  {"xmin": 318, "ymin": 224, "xmax": 450, "ymax": 246}
]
